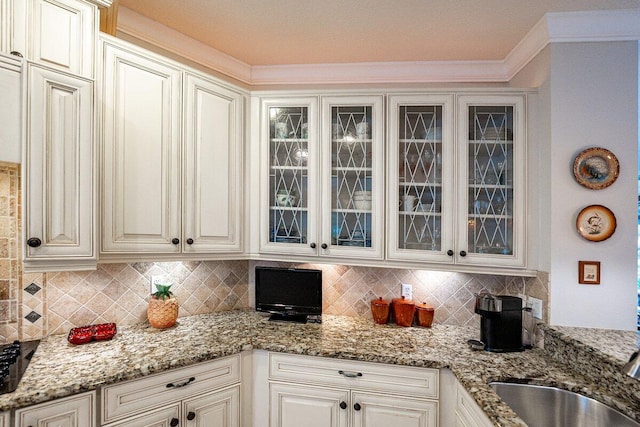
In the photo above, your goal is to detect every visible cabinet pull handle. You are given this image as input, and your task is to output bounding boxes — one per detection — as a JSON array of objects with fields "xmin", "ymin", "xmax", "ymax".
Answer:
[
  {"xmin": 321, "ymin": 243, "xmax": 328, "ymax": 249},
  {"xmin": 340, "ymin": 401, "xmax": 347, "ymax": 410},
  {"xmin": 446, "ymin": 249, "xmax": 454, "ymax": 256},
  {"xmin": 354, "ymin": 403, "xmax": 362, "ymax": 411},
  {"xmin": 460, "ymin": 250, "xmax": 467, "ymax": 257},
  {"xmin": 310, "ymin": 242, "xmax": 316, "ymax": 248},
  {"xmin": 187, "ymin": 411, "xmax": 196, "ymax": 420},
  {"xmin": 166, "ymin": 376, "xmax": 195, "ymax": 388},
  {"xmin": 170, "ymin": 418, "xmax": 179, "ymax": 427},
  {"xmin": 10, "ymin": 51, "xmax": 23, "ymax": 57},
  {"xmin": 338, "ymin": 370, "xmax": 362, "ymax": 378},
  {"xmin": 186, "ymin": 238, "xmax": 194, "ymax": 245},
  {"xmin": 26, "ymin": 238, "xmax": 42, "ymax": 248}
]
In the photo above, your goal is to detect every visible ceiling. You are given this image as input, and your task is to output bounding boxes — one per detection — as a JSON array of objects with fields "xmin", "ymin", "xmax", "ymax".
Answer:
[{"xmin": 117, "ymin": 0, "xmax": 640, "ymax": 66}]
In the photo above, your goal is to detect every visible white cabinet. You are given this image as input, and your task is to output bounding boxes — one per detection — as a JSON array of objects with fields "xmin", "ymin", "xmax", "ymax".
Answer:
[
  {"xmin": 0, "ymin": 412, "xmax": 7, "ymax": 427},
  {"xmin": 14, "ymin": 390, "xmax": 96, "ymax": 427},
  {"xmin": 101, "ymin": 355, "xmax": 241, "ymax": 427},
  {"xmin": 0, "ymin": 52, "xmax": 21, "ymax": 163},
  {"xmin": 259, "ymin": 95, "xmax": 384, "ymax": 260},
  {"xmin": 1, "ymin": 0, "xmax": 97, "ymax": 77},
  {"xmin": 454, "ymin": 383, "xmax": 494, "ymax": 427},
  {"xmin": 101, "ymin": 35, "xmax": 244, "ymax": 257},
  {"xmin": 387, "ymin": 93, "xmax": 526, "ymax": 269},
  {"xmin": 23, "ymin": 62, "xmax": 96, "ymax": 272},
  {"xmin": 268, "ymin": 353, "xmax": 438, "ymax": 427}
]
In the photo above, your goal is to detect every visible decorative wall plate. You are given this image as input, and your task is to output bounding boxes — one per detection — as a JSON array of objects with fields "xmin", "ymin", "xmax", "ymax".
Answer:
[
  {"xmin": 573, "ymin": 147, "xmax": 619, "ymax": 190},
  {"xmin": 576, "ymin": 205, "xmax": 616, "ymax": 242}
]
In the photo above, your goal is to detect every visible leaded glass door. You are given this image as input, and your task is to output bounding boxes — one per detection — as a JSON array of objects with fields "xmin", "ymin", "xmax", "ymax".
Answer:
[
  {"xmin": 457, "ymin": 95, "xmax": 525, "ymax": 267},
  {"xmin": 387, "ymin": 95, "xmax": 454, "ymax": 263},
  {"xmin": 321, "ymin": 96, "xmax": 384, "ymax": 259},
  {"xmin": 261, "ymin": 98, "xmax": 318, "ymax": 255}
]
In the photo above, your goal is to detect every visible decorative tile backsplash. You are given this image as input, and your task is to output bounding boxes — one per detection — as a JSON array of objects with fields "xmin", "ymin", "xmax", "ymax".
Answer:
[{"xmin": 0, "ymin": 161, "xmax": 550, "ymax": 343}]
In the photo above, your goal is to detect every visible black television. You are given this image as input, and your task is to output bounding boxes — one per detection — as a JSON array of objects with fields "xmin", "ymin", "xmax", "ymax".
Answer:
[{"xmin": 255, "ymin": 267, "xmax": 322, "ymax": 323}]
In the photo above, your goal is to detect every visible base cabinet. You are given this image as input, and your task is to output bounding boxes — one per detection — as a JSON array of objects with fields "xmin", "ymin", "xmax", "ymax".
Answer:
[
  {"xmin": 268, "ymin": 353, "xmax": 439, "ymax": 427},
  {"xmin": 14, "ymin": 390, "xmax": 96, "ymax": 427},
  {"xmin": 101, "ymin": 355, "xmax": 241, "ymax": 427},
  {"xmin": 454, "ymin": 383, "xmax": 493, "ymax": 427}
]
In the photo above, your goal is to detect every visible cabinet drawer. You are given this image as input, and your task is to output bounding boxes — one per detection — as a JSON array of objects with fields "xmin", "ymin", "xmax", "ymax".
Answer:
[
  {"xmin": 269, "ymin": 353, "xmax": 438, "ymax": 399},
  {"xmin": 102, "ymin": 354, "xmax": 240, "ymax": 424}
]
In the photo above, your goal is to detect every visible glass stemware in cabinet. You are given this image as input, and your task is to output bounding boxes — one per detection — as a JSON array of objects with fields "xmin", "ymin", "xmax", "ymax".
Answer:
[
  {"xmin": 331, "ymin": 105, "xmax": 372, "ymax": 247},
  {"xmin": 269, "ymin": 106, "xmax": 309, "ymax": 244},
  {"xmin": 467, "ymin": 105, "xmax": 514, "ymax": 255},
  {"xmin": 397, "ymin": 105, "xmax": 443, "ymax": 251}
]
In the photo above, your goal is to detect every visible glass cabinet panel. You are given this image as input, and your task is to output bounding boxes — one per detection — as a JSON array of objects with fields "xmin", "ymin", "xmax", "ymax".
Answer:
[
  {"xmin": 268, "ymin": 106, "xmax": 309, "ymax": 244},
  {"xmin": 331, "ymin": 105, "xmax": 373, "ymax": 248},
  {"xmin": 397, "ymin": 105, "xmax": 443, "ymax": 251},
  {"xmin": 467, "ymin": 105, "xmax": 514, "ymax": 256}
]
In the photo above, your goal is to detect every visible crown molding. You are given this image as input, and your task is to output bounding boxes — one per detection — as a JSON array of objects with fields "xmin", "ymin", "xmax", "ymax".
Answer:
[{"xmin": 116, "ymin": 7, "xmax": 640, "ymax": 86}]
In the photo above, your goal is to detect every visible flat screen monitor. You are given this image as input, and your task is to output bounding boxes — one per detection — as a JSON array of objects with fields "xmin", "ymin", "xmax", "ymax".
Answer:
[{"xmin": 255, "ymin": 267, "xmax": 322, "ymax": 323}]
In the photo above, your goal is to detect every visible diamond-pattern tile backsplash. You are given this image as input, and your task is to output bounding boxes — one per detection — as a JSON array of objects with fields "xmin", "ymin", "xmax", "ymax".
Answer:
[{"xmin": 0, "ymin": 161, "xmax": 550, "ymax": 343}]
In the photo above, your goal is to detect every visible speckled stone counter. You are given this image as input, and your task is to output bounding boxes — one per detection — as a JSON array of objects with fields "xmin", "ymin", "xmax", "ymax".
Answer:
[{"xmin": 1, "ymin": 311, "xmax": 639, "ymax": 427}]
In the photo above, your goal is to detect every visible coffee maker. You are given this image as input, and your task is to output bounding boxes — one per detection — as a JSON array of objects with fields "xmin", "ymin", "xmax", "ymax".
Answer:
[{"xmin": 474, "ymin": 293, "xmax": 524, "ymax": 352}]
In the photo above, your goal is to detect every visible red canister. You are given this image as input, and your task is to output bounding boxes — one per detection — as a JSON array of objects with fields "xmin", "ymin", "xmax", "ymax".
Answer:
[
  {"xmin": 370, "ymin": 297, "xmax": 391, "ymax": 324},
  {"xmin": 392, "ymin": 296, "xmax": 416, "ymax": 327}
]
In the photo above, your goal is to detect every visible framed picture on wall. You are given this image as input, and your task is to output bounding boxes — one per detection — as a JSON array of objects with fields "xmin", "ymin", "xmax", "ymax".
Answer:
[{"xmin": 578, "ymin": 260, "xmax": 600, "ymax": 285}]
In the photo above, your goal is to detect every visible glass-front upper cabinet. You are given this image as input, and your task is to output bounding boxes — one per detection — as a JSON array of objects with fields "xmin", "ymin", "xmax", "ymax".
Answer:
[
  {"xmin": 260, "ymin": 97, "xmax": 319, "ymax": 256},
  {"xmin": 387, "ymin": 95, "xmax": 454, "ymax": 263},
  {"xmin": 457, "ymin": 95, "xmax": 525, "ymax": 267},
  {"xmin": 321, "ymin": 95, "xmax": 384, "ymax": 260}
]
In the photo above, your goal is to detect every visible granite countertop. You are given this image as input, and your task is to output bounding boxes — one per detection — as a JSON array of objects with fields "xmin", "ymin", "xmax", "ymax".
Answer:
[{"xmin": 2, "ymin": 310, "xmax": 639, "ymax": 427}]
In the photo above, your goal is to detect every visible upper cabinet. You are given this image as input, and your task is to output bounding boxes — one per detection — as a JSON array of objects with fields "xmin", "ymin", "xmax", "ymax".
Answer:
[
  {"xmin": 259, "ymin": 95, "xmax": 384, "ymax": 260},
  {"xmin": 387, "ymin": 94, "xmax": 526, "ymax": 269},
  {"xmin": 100, "ymin": 36, "xmax": 244, "ymax": 258},
  {"xmin": 23, "ymin": 63, "xmax": 96, "ymax": 271},
  {"xmin": 1, "ymin": 0, "xmax": 98, "ymax": 78}
]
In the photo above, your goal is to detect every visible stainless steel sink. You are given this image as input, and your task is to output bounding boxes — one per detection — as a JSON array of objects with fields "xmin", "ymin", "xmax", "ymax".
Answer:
[{"xmin": 489, "ymin": 381, "xmax": 640, "ymax": 427}]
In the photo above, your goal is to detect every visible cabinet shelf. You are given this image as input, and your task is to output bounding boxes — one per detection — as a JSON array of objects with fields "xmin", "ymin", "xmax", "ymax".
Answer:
[
  {"xmin": 398, "ymin": 138, "xmax": 442, "ymax": 144},
  {"xmin": 469, "ymin": 139, "xmax": 513, "ymax": 145}
]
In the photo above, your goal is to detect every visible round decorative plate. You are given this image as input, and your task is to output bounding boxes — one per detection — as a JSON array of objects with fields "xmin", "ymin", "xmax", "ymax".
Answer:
[
  {"xmin": 573, "ymin": 147, "xmax": 619, "ymax": 190},
  {"xmin": 576, "ymin": 205, "xmax": 616, "ymax": 242}
]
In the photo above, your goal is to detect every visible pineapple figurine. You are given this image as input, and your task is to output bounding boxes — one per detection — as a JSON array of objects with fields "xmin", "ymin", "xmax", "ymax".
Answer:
[{"xmin": 147, "ymin": 284, "xmax": 179, "ymax": 329}]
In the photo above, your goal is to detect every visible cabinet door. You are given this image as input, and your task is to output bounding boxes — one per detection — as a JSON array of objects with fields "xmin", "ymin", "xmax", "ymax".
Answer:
[
  {"xmin": 260, "ymin": 97, "xmax": 319, "ymax": 256},
  {"xmin": 101, "ymin": 37, "xmax": 182, "ymax": 254},
  {"xmin": 106, "ymin": 405, "xmax": 180, "ymax": 427},
  {"xmin": 456, "ymin": 95, "xmax": 526, "ymax": 267},
  {"xmin": 183, "ymin": 385, "xmax": 240, "ymax": 427},
  {"xmin": 387, "ymin": 95, "xmax": 454, "ymax": 263},
  {"xmin": 270, "ymin": 382, "xmax": 348, "ymax": 427},
  {"xmin": 0, "ymin": 0, "xmax": 26, "ymax": 57},
  {"xmin": 28, "ymin": 0, "xmax": 97, "ymax": 78},
  {"xmin": 183, "ymin": 73, "xmax": 243, "ymax": 254},
  {"xmin": 0, "ymin": 53, "xmax": 21, "ymax": 163},
  {"xmin": 0, "ymin": 411, "xmax": 7, "ymax": 427},
  {"xmin": 23, "ymin": 63, "xmax": 95, "ymax": 267},
  {"xmin": 351, "ymin": 392, "xmax": 437, "ymax": 427},
  {"xmin": 15, "ymin": 391, "xmax": 96, "ymax": 427},
  {"xmin": 321, "ymin": 95, "xmax": 384, "ymax": 260}
]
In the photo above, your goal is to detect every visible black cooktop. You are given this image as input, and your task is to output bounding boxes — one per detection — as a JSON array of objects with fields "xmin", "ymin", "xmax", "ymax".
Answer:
[{"xmin": 0, "ymin": 340, "xmax": 39, "ymax": 394}]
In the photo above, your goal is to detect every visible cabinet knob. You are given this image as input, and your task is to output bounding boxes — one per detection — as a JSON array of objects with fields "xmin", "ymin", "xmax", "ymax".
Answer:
[
  {"xmin": 321, "ymin": 243, "xmax": 328, "ymax": 249},
  {"xmin": 186, "ymin": 238, "xmax": 194, "ymax": 245},
  {"xmin": 460, "ymin": 250, "xmax": 467, "ymax": 257},
  {"xmin": 446, "ymin": 249, "xmax": 454, "ymax": 256},
  {"xmin": 340, "ymin": 401, "xmax": 347, "ymax": 410},
  {"xmin": 27, "ymin": 237, "xmax": 42, "ymax": 248},
  {"xmin": 310, "ymin": 242, "xmax": 316, "ymax": 249},
  {"xmin": 187, "ymin": 411, "xmax": 196, "ymax": 421},
  {"xmin": 170, "ymin": 418, "xmax": 179, "ymax": 427},
  {"xmin": 354, "ymin": 403, "xmax": 361, "ymax": 411},
  {"xmin": 171, "ymin": 238, "xmax": 180, "ymax": 245}
]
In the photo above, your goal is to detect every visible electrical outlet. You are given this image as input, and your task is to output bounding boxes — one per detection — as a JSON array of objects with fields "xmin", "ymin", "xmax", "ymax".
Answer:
[
  {"xmin": 150, "ymin": 276, "xmax": 164, "ymax": 294},
  {"xmin": 401, "ymin": 283, "xmax": 413, "ymax": 300},
  {"xmin": 528, "ymin": 296, "xmax": 543, "ymax": 319}
]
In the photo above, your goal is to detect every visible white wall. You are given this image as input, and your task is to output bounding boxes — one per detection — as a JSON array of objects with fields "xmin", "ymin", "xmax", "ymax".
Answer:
[{"xmin": 548, "ymin": 41, "xmax": 638, "ymax": 330}]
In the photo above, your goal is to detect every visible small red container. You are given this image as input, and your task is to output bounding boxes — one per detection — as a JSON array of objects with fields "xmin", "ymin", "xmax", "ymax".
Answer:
[
  {"xmin": 68, "ymin": 323, "xmax": 117, "ymax": 345},
  {"xmin": 392, "ymin": 296, "xmax": 416, "ymax": 327},
  {"xmin": 370, "ymin": 297, "xmax": 390, "ymax": 324}
]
